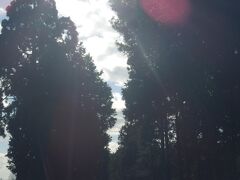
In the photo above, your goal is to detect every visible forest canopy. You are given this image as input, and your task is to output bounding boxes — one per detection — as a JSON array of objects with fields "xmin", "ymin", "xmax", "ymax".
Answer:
[{"xmin": 0, "ymin": 0, "xmax": 240, "ymax": 180}]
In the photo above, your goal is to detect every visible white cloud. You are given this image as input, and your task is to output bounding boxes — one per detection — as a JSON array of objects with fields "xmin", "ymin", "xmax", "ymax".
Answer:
[
  {"xmin": 0, "ymin": 8, "xmax": 5, "ymax": 15},
  {"xmin": 0, "ymin": 153, "xmax": 12, "ymax": 179},
  {"xmin": 112, "ymin": 92, "xmax": 125, "ymax": 112},
  {"xmin": 56, "ymin": 0, "xmax": 116, "ymax": 41},
  {"xmin": 0, "ymin": 0, "xmax": 10, "ymax": 9},
  {"xmin": 108, "ymin": 141, "xmax": 119, "ymax": 153},
  {"xmin": 55, "ymin": 0, "xmax": 128, "ymax": 82},
  {"xmin": 105, "ymin": 67, "xmax": 129, "ymax": 86},
  {"xmin": 0, "ymin": 136, "xmax": 9, "ymax": 154}
]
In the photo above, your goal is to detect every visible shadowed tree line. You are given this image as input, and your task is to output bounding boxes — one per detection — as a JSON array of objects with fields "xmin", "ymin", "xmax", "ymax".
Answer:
[
  {"xmin": 109, "ymin": 0, "xmax": 240, "ymax": 180},
  {"xmin": 0, "ymin": 0, "xmax": 240, "ymax": 180}
]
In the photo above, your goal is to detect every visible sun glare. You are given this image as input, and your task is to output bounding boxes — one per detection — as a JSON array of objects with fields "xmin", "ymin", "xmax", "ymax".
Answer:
[{"xmin": 140, "ymin": 0, "xmax": 191, "ymax": 25}]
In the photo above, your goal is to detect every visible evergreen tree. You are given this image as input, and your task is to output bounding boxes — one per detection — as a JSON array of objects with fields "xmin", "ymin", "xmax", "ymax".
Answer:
[
  {"xmin": 110, "ymin": 0, "xmax": 240, "ymax": 179},
  {"xmin": 0, "ymin": 0, "xmax": 116, "ymax": 179}
]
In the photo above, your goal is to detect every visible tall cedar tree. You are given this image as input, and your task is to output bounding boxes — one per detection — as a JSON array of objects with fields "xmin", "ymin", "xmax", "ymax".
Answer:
[
  {"xmin": 0, "ymin": 0, "xmax": 116, "ymax": 179},
  {"xmin": 110, "ymin": 0, "xmax": 240, "ymax": 180}
]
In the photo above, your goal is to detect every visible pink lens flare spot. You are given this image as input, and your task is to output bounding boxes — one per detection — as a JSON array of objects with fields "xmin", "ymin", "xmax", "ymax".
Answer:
[{"xmin": 140, "ymin": 0, "xmax": 191, "ymax": 25}]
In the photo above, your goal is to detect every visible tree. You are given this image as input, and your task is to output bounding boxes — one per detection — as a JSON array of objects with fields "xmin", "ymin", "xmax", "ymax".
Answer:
[
  {"xmin": 0, "ymin": 0, "xmax": 116, "ymax": 179},
  {"xmin": 110, "ymin": 1, "xmax": 174, "ymax": 179},
  {"xmin": 110, "ymin": 0, "xmax": 240, "ymax": 179}
]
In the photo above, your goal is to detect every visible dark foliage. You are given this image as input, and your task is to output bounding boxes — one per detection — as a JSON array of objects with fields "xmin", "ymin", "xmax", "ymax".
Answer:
[
  {"xmin": 0, "ymin": 0, "xmax": 116, "ymax": 179},
  {"xmin": 110, "ymin": 0, "xmax": 240, "ymax": 179}
]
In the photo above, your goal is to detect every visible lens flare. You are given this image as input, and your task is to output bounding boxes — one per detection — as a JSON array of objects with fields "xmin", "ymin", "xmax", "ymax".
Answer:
[{"xmin": 140, "ymin": 0, "xmax": 191, "ymax": 25}]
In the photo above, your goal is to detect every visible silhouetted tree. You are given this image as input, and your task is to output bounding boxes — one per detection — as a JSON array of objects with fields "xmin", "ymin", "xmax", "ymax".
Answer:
[
  {"xmin": 110, "ymin": 1, "xmax": 174, "ymax": 179},
  {"xmin": 110, "ymin": 0, "xmax": 240, "ymax": 180},
  {"xmin": 0, "ymin": 0, "xmax": 116, "ymax": 179}
]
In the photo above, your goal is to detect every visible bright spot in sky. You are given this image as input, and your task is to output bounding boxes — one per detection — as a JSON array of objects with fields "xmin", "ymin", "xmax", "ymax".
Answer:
[{"xmin": 140, "ymin": 0, "xmax": 191, "ymax": 25}]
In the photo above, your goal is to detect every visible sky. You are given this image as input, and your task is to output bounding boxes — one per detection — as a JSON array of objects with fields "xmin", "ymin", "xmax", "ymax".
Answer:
[{"xmin": 0, "ymin": 0, "xmax": 128, "ymax": 178}]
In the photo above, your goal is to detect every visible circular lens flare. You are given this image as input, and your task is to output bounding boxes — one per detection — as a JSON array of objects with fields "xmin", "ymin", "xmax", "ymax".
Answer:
[{"xmin": 140, "ymin": 0, "xmax": 191, "ymax": 25}]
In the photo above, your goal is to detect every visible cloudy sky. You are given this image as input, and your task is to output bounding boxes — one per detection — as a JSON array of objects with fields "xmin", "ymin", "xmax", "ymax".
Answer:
[{"xmin": 0, "ymin": 0, "xmax": 128, "ymax": 178}]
